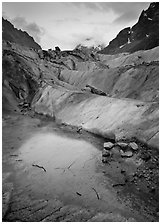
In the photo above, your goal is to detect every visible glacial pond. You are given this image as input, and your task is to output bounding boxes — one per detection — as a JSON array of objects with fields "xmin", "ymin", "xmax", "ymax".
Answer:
[{"xmin": 17, "ymin": 131, "xmax": 124, "ymax": 213}]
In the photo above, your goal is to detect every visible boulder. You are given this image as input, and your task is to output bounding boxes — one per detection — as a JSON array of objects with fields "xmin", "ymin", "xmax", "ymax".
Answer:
[
  {"xmin": 111, "ymin": 146, "xmax": 121, "ymax": 159},
  {"xmin": 86, "ymin": 84, "xmax": 107, "ymax": 96},
  {"xmin": 129, "ymin": 142, "xmax": 139, "ymax": 151},
  {"xmin": 120, "ymin": 150, "xmax": 133, "ymax": 158},
  {"xmin": 117, "ymin": 142, "xmax": 128, "ymax": 149},
  {"xmin": 103, "ymin": 142, "xmax": 114, "ymax": 150},
  {"xmin": 102, "ymin": 148, "xmax": 111, "ymax": 157},
  {"xmin": 18, "ymin": 102, "xmax": 24, "ymax": 106},
  {"xmin": 23, "ymin": 103, "xmax": 29, "ymax": 108}
]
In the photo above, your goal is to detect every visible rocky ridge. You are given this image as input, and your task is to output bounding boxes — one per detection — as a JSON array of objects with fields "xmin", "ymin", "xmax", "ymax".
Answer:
[
  {"xmin": 2, "ymin": 18, "xmax": 41, "ymax": 50},
  {"xmin": 100, "ymin": 2, "xmax": 159, "ymax": 54}
]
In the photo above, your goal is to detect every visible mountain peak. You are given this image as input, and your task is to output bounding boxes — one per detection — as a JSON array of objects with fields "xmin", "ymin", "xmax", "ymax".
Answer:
[{"xmin": 100, "ymin": 2, "xmax": 159, "ymax": 55}]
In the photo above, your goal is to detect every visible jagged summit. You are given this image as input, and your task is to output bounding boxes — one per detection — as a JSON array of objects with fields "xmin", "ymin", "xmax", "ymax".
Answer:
[
  {"xmin": 2, "ymin": 17, "xmax": 41, "ymax": 50},
  {"xmin": 100, "ymin": 2, "xmax": 159, "ymax": 54}
]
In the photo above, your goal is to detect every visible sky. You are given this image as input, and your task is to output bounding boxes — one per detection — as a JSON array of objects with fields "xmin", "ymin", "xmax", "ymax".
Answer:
[{"xmin": 2, "ymin": 2, "xmax": 151, "ymax": 50}]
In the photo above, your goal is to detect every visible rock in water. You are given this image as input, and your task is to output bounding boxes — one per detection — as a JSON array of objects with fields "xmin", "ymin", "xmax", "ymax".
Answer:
[
  {"xmin": 103, "ymin": 142, "xmax": 114, "ymax": 150},
  {"xmin": 129, "ymin": 142, "xmax": 138, "ymax": 151}
]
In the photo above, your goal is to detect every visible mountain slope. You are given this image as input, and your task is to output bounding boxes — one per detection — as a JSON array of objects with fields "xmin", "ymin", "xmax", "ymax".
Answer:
[
  {"xmin": 100, "ymin": 2, "xmax": 159, "ymax": 54},
  {"xmin": 2, "ymin": 14, "xmax": 159, "ymax": 148},
  {"xmin": 2, "ymin": 18, "xmax": 41, "ymax": 50}
]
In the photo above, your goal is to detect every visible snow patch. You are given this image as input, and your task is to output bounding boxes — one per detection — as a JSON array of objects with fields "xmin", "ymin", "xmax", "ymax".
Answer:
[
  {"xmin": 127, "ymin": 38, "xmax": 131, "ymax": 44},
  {"xmin": 148, "ymin": 17, "xmax": 152, "ymax": 21},
  {"xmin": 146, "ymin": 34, "xmax": 149, "ymax": 38},
  {"xmin": 119, "ymin": 44, "xmax": 126, "ymax": 49},
  {"xmin": 143, "ymin": 12, "xmax": 147, "ymax": 17},
  {"xmin": 151, "ymin": 4, "xmax": 155, "ymax": 8}
]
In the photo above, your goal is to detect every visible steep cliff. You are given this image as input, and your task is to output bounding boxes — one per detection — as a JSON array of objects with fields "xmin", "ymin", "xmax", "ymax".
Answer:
[{"xmin": 100, "ymin": 2, "xmax": 159, "ymax": 54}]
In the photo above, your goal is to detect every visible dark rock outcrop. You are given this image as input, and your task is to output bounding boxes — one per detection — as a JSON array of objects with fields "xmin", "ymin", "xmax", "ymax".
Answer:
[
  {"xmin": 100, "ymin": 2, "xmax": 159, "ymax": 54},
  {"xmin": 86, "ymin": 84, "xmax": 107, "ymax": 96},
  {"xmin": 2, "ymin": 48, "xmax": 39, "ymax": 108},
  {"xmin": 2, "ymin": 18, "xmax": 41, "ymax": 50}
]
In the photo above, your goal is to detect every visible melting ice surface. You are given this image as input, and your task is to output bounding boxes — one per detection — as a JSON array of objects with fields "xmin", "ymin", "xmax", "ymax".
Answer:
[{"xmin": 18, "ymin": 132, "xmax": 123, "ymax": 211}]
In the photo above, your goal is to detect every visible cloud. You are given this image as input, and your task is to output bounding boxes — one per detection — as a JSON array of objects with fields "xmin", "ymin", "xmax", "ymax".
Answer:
[
  {"xmin": 70, "ymin": 2, "xmax": 150, "ymax": 23},
  {"xmin": 11, "ymin": 16, "xmax": 44, "ymax": 43},
  {"xmin": 113, "ymin": 11, "xmax": 140, "ymax": 24},
  {"xmin": 85, "ymin": 21, "xmax": 110, "ymax": 26},
  {"xmin": 70, "ymin": 2, "xmax": 101, "ymax": 11},
  {"xmin": 71, "ymin": 2, "xmax": 149, "ymax": 13},
  {"xmin": 54, "ymin": 18, "xmax": 80, "ymax": 24},
  {"xmin": 71, "ymin": 26, "xmax": 110, "ymax": 49},
  {"xmin": 110, "ymin": 2, "xmax": 150, "ymax": 24},
  {"xmin": 2, "ymin": 11, "xmax": 10, "ymax": 20},
  {"xmin": 3, "ymin": 2, "xmax": 151, "ymax": 50}
]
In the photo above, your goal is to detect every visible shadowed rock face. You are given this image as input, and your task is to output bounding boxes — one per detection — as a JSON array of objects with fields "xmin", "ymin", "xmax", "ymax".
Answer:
[
  {"xmin": 2, "ymin": 46, "xmax": 39, "ymax": 113},
  {"xmin": 100, "ymin": 2, "xmax": 159, "ymax": 54},
  {"xmin": 2, "ymin": 18, "xmax": 41, "ymax": 50}
]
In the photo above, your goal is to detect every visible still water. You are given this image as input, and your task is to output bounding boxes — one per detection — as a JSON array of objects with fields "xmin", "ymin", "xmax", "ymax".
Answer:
[{"xmin": 17, "ymin": 131, "xmax": 123, "ymax": 212}]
